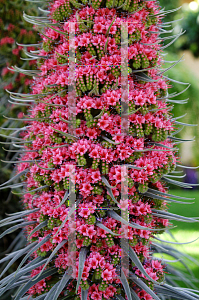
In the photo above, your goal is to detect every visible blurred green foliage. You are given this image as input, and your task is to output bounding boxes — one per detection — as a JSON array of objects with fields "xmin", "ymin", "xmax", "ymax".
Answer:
[
  {"xmin": 178, "ymin": 8, "xmax": 199, "ymax": 57},
  {"xmin": 158, "ymin": 0, "xmax": 180, "ymax": 21},
  {"xmin": 164, "ymin": 190, "xmax": 199, "ymax": 289}
]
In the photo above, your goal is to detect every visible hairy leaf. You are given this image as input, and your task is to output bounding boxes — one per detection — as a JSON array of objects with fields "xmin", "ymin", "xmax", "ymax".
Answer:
[
  {"xmin": 0, "ymin": 170, "xmax": 28, "ymax": 187},
  {"xmin": 122, "ymin": 240, "xmax": 160, "ymax": 284},
  {"xmin": 0, "ymin": 242, "xmax": 37, "ymax": 278},
  {"xmin": 152, "ymin": 209, "xmax": 199, "ymax": 222},
  {"xmin": 53, "ymin": 191, "xmax": 70, "ymax": 209},
  {"xmin": 116, "ymin": 296, "xmax": 125, "ymax": 300},
  {"xmin": 101, "ymin": 176, "xmax": 117, "ymax": 189},
  {"xmin": 144, "ymin": 192, "xmax": 194, "ymax": 204},
  {"xmin": 14, "ymin": 268, "xmax": 58, "ymax": 300},
  {"xmin": 36, "ymin": 240, "xmax": 67, "ymax": 279},
  {"xmin": 154, "ymin": 236, "xmax": 199, "ymax": 245},
  {"xmin": 154, "ymin": 284, "xmax": 199, "ymax": 300},
  {"xmin": 28, "ymin": 220, "xmax": 48, "ymax": 239},
  {"xmin": 81, "ymin": 288, "xmax": 89, "ymax": 300},
  {"xmin": 0, "ymin": 208, "xmax": 39, "ymax": 226},
  {"xmin": 96, "ymin": 222, "xmax": 124, "ymax": 236},
  {"xmin": 118, "ymin": 269, "xmax": 132, "ymax": 300},
  {"xmin": 53, "ymin": 199, "xmax": 80, "ymax": 237},
  {"xmin": 147, "ymin": 188, "xmax": 194, "ymax": 200},
  {"xmin": 0, "ymin": 221, "xmax": 36, "ymax": 239},
  {"xmin": 107, "ymin": 210, "xmax": 165, "ymax": 231},
  {"xmin": 130, "ymin": 273, "xmax": 161, "ymax": 300},
  {"xmin": 0, "ymin": 258, "xmax": 47, "ymax": 296},
  {"xmin": 130, "ymin": 288, "xmax": 140, "ymax": 300},
  {"xmin": 106, "ymin": 186, "xmax": 120, "ymax": 205},
  {"xmin": 76, "ymin": 247, "xmax": 89, "ymax": 293},
  {"xmin": 52, "ymin": 269, "xmax": 73, "ymax": 300},
  {"xmin": 16, "ymin": 234, "xmax": 51, "ymax": 273}
]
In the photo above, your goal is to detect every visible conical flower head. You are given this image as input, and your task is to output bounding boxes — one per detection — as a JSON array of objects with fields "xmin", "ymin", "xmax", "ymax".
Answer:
[{"xmin": 1, "ymin": 1, "xmax": 195, "ymax": 300}]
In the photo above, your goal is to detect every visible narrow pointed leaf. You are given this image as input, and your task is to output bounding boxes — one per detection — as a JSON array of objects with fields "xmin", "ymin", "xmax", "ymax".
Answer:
[
  {"xmin": 14, "ymin": 267, "xmax": 58, "ymax": 300},
  {"xmin": 152, "ymin": 209, "xmax": 199, "ymax": 222},
  {"xmin": 0, "ymin": 258, "xmax": 47, "ymax": 296},
  {"xmin": 16, "ymin": 234, "xmax": 51, "ymax": 273},
  {"xmin": 122, "ymin": 240, "xmax": 160, "ymax": 284},
  {"xmin": 52, "ymin": 269, "xmax": 73, "ymax": 300},
  {"xmin": 155, "ymin": 284, "xmax": 198, "ymax": 300},
  {"xmin": 28, "ymin": 220, "xmax": 48, "ymax": 239},
  {"xmin": 53, "ymin": 191, "xmax": 70, "ymax": 209},
  {"xmin": 162, "ymin": 177, "xmax": 193, "ymax": 188},
  {"xmin": 0, "ymin": 258, "xmax": 42, "ymax": 287},
  {"xmin": 118, "ymin": 269, "xmax": 132, "ymax": 300},
  {"xmin": 116, "ymin": 296, "xmax": 125, "ymax": 300},
  {"xmin": 53, "ymin": 199, "xmax": 80, "ymax": 237},
  {"xmin": 76, "ymin": 247, "xmax": 89, "ymax": 293},
  {"xmin": 50, "ymin": 127, "xmax": 77, "ymax": 140},
  {"xmin": 130, "ymin": 288, "xmax": 140, "ymax": 300},
  {"xmin": 0, "ymin": 221, "xmax": 36, "ymax": 239},
  {"xmin": 96, "ymin": 222, "xmax": 124, "ymax": 236},
  {"xmin": 164, "ymin": 174, "xmax": 186, "ymax": 179},
  {"xmin": 0, "ymin": 170, "xmax": 28, "ymax": 187},
  {"xmin": 163, "ymin": 75, "xmax": 189, "ymax": 85},
  {"xmin": 147, "ymin": 188, "xmax": 194, "ymax": 200},
  {"xmin": 106, "ymin": 186, "xmax": 120, "ymax": 205},
  {"xmin": 174, "ymin": 120, "xmax": 197, "ymax": 127},
  {"xmin": 105, "ymin": 16, "xmax": 116, "ymax": 37},
  {"xmin": 0, "ymin": 219, "xmax": 24, "ymax": 228},
  {"xmin": 44, "ymin": 281, "xmax": 61, "ymax": 300},
  {"xmin": 19, "ymin": 185, "xmax": 49, "ymax": 194},
  {"xmin": 36, "ymin": 240, "xmax": 67, "ymax": 279},
  {"xmin": 3, "ymin": 208, "xmax": 39, "ymax": 219},
  {"xmin": 0, "ymin": 183, "xmax": 24, "ymax": 190},
  {"xmin": 176, "ymin": 164, "xmax": 199, "ymax": 169},
  {"xmin": 101, "ymin": 176, "xmax": 116, "ymax": 188},
  {"xmin": 161, "ymin": 30, "xmax": 185, "ymax": 50},
  {"xmin": 130, "ymin": 273, "xmax": 161, "ymax": 300},
  {"xmin": 102, "ymin": 136, "xmax": 120, "ymax": 144},
  {"xmin": 0, "ymin": 242, "xmax": 37, "ymax": 278},
  {"xmin": 81, "ymin": 288, "xmax": 89, "ymax": 300},
  {"xmin": 154, "ymin": 236, "xmax": 199, "ymax": 245},
  {"xmin": 144, "ymin": 192, "xmax": 193, "ymax": 204},
  {"xmin": 107, "ymin": 210, "xmax": 164, "ymax": 231},
  {"xmin": 125, "ymin": 164, "xmax": 145, "ymax": 170},
  {"xmin": 31, "ymin": 294, "xmax": 48, "ymax": 300}
]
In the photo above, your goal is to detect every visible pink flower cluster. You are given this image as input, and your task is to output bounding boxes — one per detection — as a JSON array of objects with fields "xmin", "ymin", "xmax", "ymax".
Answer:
[{"xmin": 15, "ymin": 0, "xmax": 177, "ymax": 299}]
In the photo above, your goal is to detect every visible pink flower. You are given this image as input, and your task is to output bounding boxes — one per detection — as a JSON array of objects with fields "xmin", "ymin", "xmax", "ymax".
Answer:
[
  {"xmin": 135, "ymin": 94, "xmax": 146, "ymax": 106},
  {"xmin": 152, "ymin": 260, "xmax": 162, "ymax": 270},
  {"xmin": 138, "ymin": 290, "xmax": 153, "ymax": 300},
  {"xmin": 79, "ymin": 208, "xmax": 90, "ymax": 219},
  {"xmin": 91, "ymin": 291, "xmax": 102, "ymax": 300},
  {"xmin": 79, "ymin": 224, "xmax": 88, "ymax": 236},
  {"xmin": 102, "ymin": 269, "xmax": 112, "ymax": 281},
  {"xmin": 91, "ymin": 170, "xmax": 101, "ymax": 182},
  {"xmin": 93, "ymin": 23, "xmax": 105, "ymax": 33},
  {"xmin": 81, "ymin": 183, "xmax": 93, "ymax": 196},
  {"xmin": 97, "ymin": 113, "xmax": 112, "ymax": 130},
  {"xmin": 86, "ymin": 225, "xmax": 96, "ymax": 239},
  {"xmin": 89, "ymin": 257, "xmax": 98, "ymax": 269}
]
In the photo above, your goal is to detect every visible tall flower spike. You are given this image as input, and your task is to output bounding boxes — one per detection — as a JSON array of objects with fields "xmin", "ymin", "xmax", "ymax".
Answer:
[{"xmin": 0, "ymin": 1, "xmax": 199, "ymax": 300}]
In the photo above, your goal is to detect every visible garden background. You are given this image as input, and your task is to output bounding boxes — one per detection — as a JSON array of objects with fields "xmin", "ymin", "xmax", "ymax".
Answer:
[{"xmin": 0, "ymin": 0, "xmax": 199, "ymax": 292}]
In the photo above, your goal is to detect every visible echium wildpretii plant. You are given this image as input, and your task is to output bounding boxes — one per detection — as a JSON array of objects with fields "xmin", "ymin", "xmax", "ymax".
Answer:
[{"xmin": 0, "ymin": 0, "xmax": 199, "ymax": 300}]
